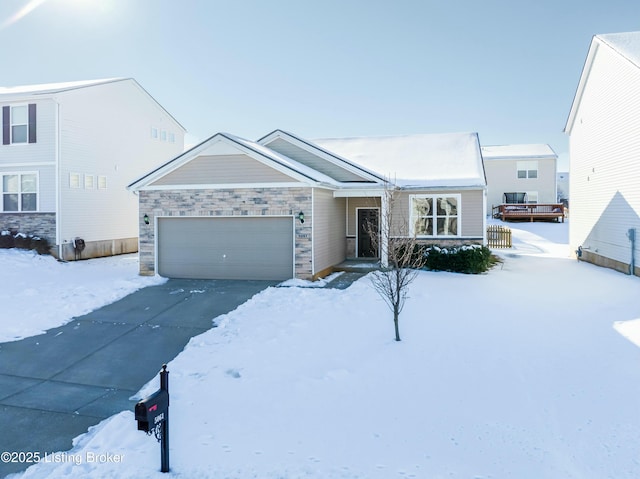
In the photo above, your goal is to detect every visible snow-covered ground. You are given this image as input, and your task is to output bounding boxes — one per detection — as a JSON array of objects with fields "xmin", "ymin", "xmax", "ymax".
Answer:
[
  {"xmin": 7, "ymin": 220, "xmax": 640, "ymax": 479},
  {"xmin": 0, "ymin": 251, "xmax": 166, "ymax": 343}
]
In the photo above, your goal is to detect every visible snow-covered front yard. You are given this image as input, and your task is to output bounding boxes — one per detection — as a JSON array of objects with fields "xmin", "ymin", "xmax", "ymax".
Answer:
[{"xmin": 7, "ymin": 221, "xmax": 640, "ymax": 479}]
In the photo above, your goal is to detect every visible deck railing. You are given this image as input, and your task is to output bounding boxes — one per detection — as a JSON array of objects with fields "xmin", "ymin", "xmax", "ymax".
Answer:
[{"xmin": 492, "ymin": 203, "xmax": 565, "ymax": 222}]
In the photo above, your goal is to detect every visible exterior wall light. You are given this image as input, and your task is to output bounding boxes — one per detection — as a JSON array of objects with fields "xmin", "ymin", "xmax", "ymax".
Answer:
[
  {"xmin": 298, "ymin": 211, "xmax": 305, "ymax": 224},
  {"xmin": 143, "ymin": 214, "xmax": 150, "ymax": 225}
]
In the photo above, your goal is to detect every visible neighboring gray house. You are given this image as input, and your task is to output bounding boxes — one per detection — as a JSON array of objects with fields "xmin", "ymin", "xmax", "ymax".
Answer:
[
  {"xmin": 565, "ymin": 31, "xmax": 640, "ymax": 275},
  {"xmin": 481, "ymin": 144, "xmax": 558, "ymax": 213},
  {"xmin": 128, "ymin": 130, "xmax": 487, "ymax": 280},
  {"xmin": 0, "ymin": 78, "xmax": 185, "ymax": 259}
]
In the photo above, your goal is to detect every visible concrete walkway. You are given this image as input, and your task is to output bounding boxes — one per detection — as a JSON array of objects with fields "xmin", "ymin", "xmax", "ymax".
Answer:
[{"xmin": 0, "ymin": 279, "xmax": 275, "ymax": 477}]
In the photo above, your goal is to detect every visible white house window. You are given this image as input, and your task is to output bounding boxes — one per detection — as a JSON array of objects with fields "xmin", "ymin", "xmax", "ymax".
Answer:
[
  {"xmin": 98, "ymin": 175, "xmax": 107, "ymax": 189},
  {"xmin": 84, "ymin": 174, "xmax": 95, "ymax": 189},
  {"xmin": 11, "ymin": 105, "xmax": 28, "ymax": 144},
  {"xmin": 517, "ymin": 160, "xmax": 538, "ymax": 179},
  {"xmin": 70, "ymin": 173, "xmax": 81, "ymax": 189},
  {"xmin": 2, "ymin": 173, "xmax": 37, "ymax": 211},
  {"xmin": 160, "ymin": 130, "xmax": 167, "ymax": 141},
  {"xmin": 411, "ymin": 195, "xmax": 460, "ymax": 237},
  {"xmin": 168, "ymin": 132, "xmax": 175, "ymax": 143},
  {"xmin": 151, "ymin": 127, "xmax": 158, "ymax": 139}
]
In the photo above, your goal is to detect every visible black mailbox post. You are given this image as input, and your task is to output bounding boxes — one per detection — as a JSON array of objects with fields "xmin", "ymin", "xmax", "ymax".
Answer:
[{"xmin": 135, "ymin": 364, "xmax": 170, "ymax": 473}]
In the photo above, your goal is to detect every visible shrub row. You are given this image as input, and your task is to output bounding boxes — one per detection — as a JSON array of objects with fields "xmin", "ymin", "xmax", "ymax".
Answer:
[
  {"xmin": 422, "ymin": 244, "xmax": 493, "ymax": 274},
  {"xmin": 398, "ymin": 243, "xmax": 494, "ymax": 274},
  {"xmin": 0, "ymin": 231, "xmax": 51, "ymax": 255}
]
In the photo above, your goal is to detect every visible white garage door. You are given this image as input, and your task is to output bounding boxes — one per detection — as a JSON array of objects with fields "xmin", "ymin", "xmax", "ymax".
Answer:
[{"xmin": 157, "ymin": 217, "xmax": 294, "ymax": 280}]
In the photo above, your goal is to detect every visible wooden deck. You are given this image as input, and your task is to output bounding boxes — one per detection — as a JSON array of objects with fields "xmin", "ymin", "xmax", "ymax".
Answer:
[{"xmin": 492, "ymin": 203, "xmax": 565, "ymax": 222}]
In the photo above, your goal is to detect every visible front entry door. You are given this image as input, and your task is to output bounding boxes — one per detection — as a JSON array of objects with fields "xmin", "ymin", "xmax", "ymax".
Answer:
[{"xmin": 357, "ymin": 208, "xmax": 379, "ymax": 258}]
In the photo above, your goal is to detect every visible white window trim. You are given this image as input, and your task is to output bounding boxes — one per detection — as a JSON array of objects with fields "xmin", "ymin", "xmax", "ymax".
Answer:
[
  {"xmin": 98, "ymin": 175, "xmax": 107, "ymax": 190},
  {"xmin": 84, "ymin": 174, "xmax": 95, "ymax": 189},
  {"xmin": 517, "ymin": 160, "xmax": 538, "ymax": 179},
  {"xmin": 10, "ymin": 103, "xmax": 28, "ymax": 145},
  {"xmin": 1, "ymin": 171, "xmax": 39, "ymax": 212},
  {"xmin": 410, "ymin": 194, "xmax": 462, "ymax": 238}
]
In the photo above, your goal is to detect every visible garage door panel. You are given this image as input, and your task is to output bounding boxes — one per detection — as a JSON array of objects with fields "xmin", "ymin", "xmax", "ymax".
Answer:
[{"xmin": 158, "ymin": 217, "xmax": 293, "ymax": 280}]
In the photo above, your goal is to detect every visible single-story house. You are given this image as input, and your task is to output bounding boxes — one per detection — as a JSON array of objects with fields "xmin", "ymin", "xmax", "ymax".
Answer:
[
  {"xmin": 564, "ymin": 31, "xmax": 640, "ymax": 275},
  {"xmin": 0, "ymin": 78, "xmax": 185, "ymax": 259},
  {"xmin": 127, "ymin": 130, "xmax": 487, "ymax": 280},
  {"xmin": 481, "ymin": 144, "xmax": 558, "ymax": 211}
]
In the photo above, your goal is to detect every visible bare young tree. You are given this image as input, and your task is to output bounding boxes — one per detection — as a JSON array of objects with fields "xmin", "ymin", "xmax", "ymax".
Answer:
[{"xmin": 367, "ymin": 185, "xmax": 426, "ymax": 342}]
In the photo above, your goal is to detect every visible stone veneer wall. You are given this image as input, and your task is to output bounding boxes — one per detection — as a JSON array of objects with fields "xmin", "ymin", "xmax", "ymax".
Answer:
[
  {"xmin": 138, "ymin": 187, "xmax": 313, "ymax": 278},
  {"xmin": 0, "ymin": 213, "xmax": 56, "ymax": 244}
]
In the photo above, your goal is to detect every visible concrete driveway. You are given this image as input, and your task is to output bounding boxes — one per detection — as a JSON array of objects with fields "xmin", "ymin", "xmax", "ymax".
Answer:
[{"xmin": 0, "ymin": 279, "xmax": 276, "ymax": 477}]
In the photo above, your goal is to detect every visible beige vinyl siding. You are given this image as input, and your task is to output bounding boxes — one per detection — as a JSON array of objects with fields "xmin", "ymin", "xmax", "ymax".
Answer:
[
  {"xmin": 392, "ymin": 190, "xmax": 484, "ymax": 238},
  {"xmin": 569, "ymin": 42, "xmax": 640, "ymax": 265},
  {"xmin": 312, "ymin": 189, "xmax": 346, "ymax": 274},
  {"xmin": 265, "ymin": 138, "xmax": 370, "ymax": 182},
  {"xmin": 346, "ymin": 197, "xmax": 381, "ymax": 236},
  {"xmin": 485, "ymin": 158, "xmax": 557, "ymax": 209},
  {"xmin": 57, "ymin": 80, "xmax": 184, "ymax": 245},
  {"xmin": 151, "ymin": 154, "xmax": 295, "ymax": 186}
]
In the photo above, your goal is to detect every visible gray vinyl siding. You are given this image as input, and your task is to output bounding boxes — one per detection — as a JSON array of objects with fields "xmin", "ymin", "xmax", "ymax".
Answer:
[
  {"xmin": 312, "ymin": 189, "xmax": 346, "ymax": 274},
  {"xmin": 0, "ymin": 100, "xmax": 57, "ymax": 214},
  {"xmin": 569, "ymin": 41, "xmax": 640, "ymax": 266},
  {"xmin": 265, "ymin": 138, "xmax": 370, "ymax": 182},
  {"xmin": 151, "ymin": 154, "xmax": 295, "ymax": 186}
]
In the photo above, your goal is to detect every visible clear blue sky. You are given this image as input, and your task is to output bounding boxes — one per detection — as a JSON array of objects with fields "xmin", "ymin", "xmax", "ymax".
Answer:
[{"xmin": 2, "ymin": 0, "xmax": 640, "ymax": 170}]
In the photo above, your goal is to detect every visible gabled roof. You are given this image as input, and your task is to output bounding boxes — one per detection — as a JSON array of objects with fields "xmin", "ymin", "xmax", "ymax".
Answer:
[
  {"xmin": 314, "ymin": 132, "xmax": 486, "ymax": 189},
  {"xmin": 481, "ymin": 144, "xmax": 557, "ymax": 160},
  {"xmin": 258, "ymin": 129, "xmax": 386, "ymax": 184},
  {"xmin": 0, "ymin": 77, "xmax": 186, "ymax": 132},
  {"xmin": 128, "ymin": 132, "xmax": 339, "ymax": 190},
  {"xmin": 130, "ymin": 130, "xmax": 487, "ymax": 192},
  {"xmin": 565, "ymin": 31, "xmax": 640, "ymax": 134}
]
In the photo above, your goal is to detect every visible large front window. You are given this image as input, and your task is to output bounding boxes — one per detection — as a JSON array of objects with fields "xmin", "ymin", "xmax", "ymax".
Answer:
[
  {"xmin": 412, "ymin": 195, "xmax": 460, "ymax": 237},
  {"xmin": 2, "ymin": 173, "xmax": 37, "ymax": 211}
]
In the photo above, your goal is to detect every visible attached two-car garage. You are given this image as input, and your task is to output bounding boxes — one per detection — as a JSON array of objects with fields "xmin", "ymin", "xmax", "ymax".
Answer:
[{"xmin": 157, "ymin": 217, "xmax": 294, "ymax": 280}]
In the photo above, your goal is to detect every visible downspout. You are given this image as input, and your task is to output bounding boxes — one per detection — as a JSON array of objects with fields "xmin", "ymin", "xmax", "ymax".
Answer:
[
  {"xmin": 628, "ymin": 228, "xmax": 636, "ymax": 275},
  {"xmin": 54, "ymin": 99, "xmax": 62, "ymax": 259}
]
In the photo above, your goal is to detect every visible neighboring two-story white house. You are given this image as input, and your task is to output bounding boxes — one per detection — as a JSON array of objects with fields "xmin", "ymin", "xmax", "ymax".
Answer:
[
  {"xmin": 565, "ymin": 31, "xmax": 640, "ymax": 275},
  {"xmin": 0, "ymin": 78, "xmax": 185, "ymax": 260},
  {"xmin": 481, "ymin": 144, "xmax": 558, "ymax": 213}
]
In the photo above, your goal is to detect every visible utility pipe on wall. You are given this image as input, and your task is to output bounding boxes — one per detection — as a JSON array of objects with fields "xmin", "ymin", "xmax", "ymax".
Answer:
[{"xmin": 628, "ymin": 228, "xmax": 636, "ymax": 275}]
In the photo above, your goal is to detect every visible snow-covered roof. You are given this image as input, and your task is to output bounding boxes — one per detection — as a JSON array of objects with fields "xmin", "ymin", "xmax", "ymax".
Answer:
[
  {"xmin": 128, "ymin": 132, "xmax": 341, "ymax": 189},
  {"xmin": 598, "ymin": 31, "xmax": 640, "ymax": 68},
  {"xmin": 481, "ymin": 144, "xmax": 556, "ymax": 160},
  {"xmin": 314, "ymin": 132, "xmax": 485, "ymax": 188},
  {"xmin": 0, "ymin": 78, "xmax": 128, "ymax": 100}
]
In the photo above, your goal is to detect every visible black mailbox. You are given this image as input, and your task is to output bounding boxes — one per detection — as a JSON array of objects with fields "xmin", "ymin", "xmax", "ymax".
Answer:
[{"xmin": 135, "ymin": 389, "xmax": 169, "ymax": 432}]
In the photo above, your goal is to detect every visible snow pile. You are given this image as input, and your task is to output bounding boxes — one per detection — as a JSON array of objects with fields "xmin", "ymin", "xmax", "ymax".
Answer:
[
  {"xmin": 9, "ymin": 221, "xmax": 640, "ymax": 478},
  {"xmin": 0, "ymin": 250, "xmax": 165, "ymax": 343}
]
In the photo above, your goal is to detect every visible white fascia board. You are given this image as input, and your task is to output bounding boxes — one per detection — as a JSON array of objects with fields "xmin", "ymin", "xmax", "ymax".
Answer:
[
  {"xmin": 334, "ymin": 188, "xmax": 385, "ymax": 198},
  {"xmin": 565, "ymin": 39, "xmax": 600, "ymax": 134}
]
